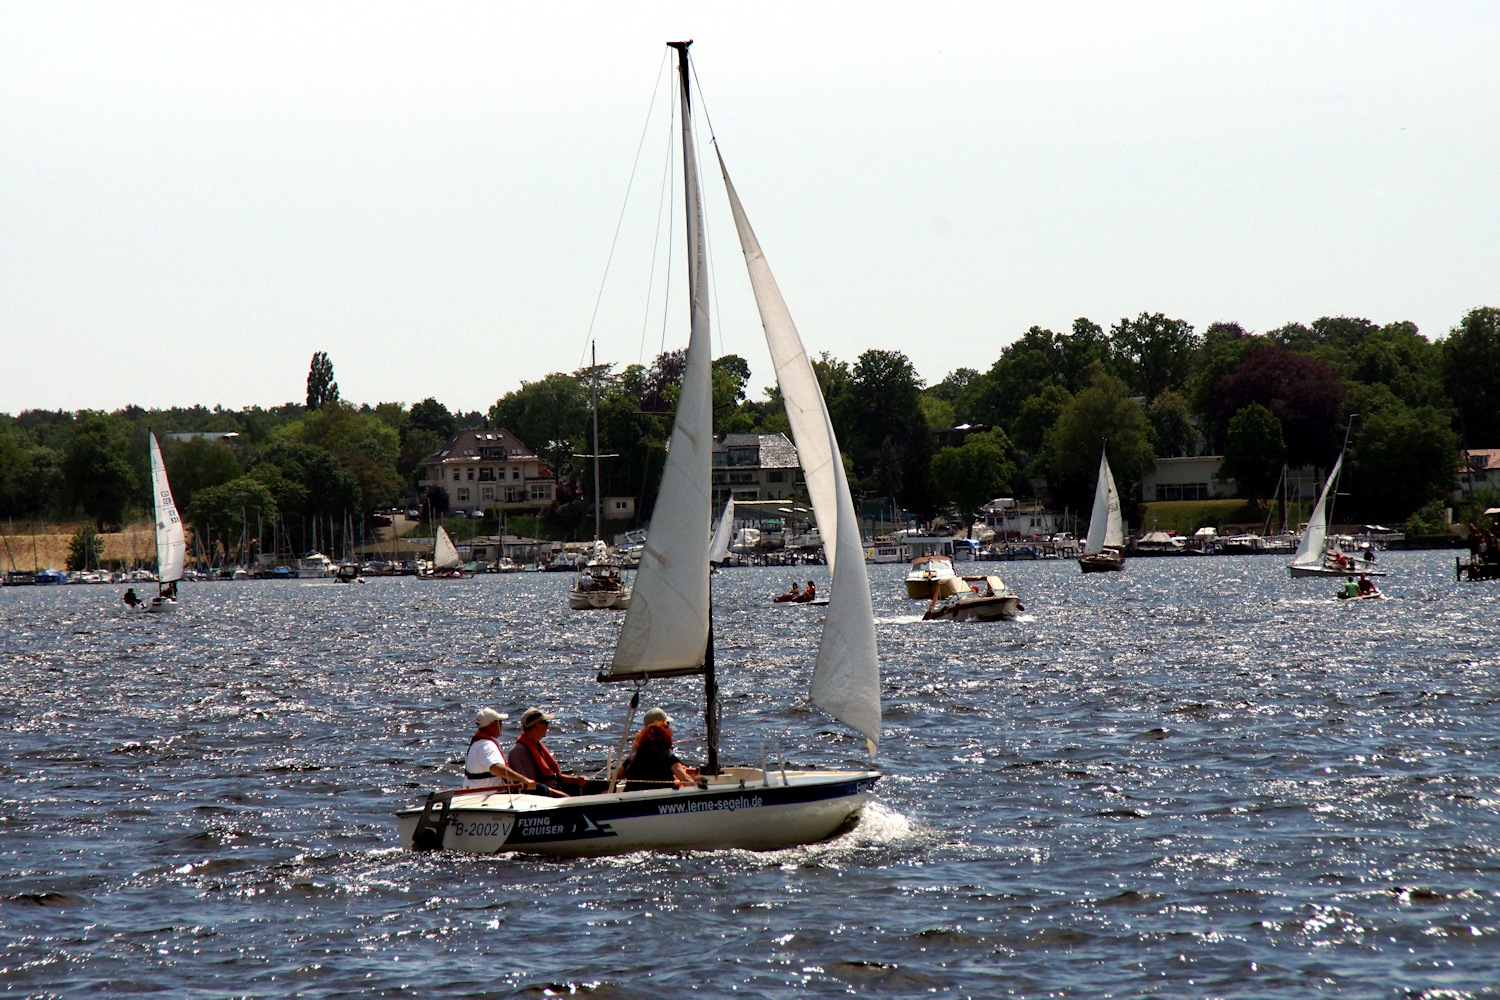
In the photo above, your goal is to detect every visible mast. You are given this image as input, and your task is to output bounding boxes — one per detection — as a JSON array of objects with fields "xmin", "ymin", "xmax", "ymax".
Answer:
[
  {"xmin": 591, "ymin": 340, "xmax": 601, "ymax": 545},
  {"xmin": 1326, "ymin": 416, "xmax": 1356, "ymax": 532},
  {"xmin": 670, "ymin": 39, "xmax": 720, "ymax": 774}
]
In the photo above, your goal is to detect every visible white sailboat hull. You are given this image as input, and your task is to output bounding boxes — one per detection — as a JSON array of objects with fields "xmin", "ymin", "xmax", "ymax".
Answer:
[
  {"xmin": 396, "ymin": 768, "xmax": 879, "ymax": 857},
  {"xmin": 146, "ymin": 596, "xmax": 178, "ymax": 613},
  {"xmin": 1289, "ymin": 561, "xmax": 1386, "ymax": 579}
]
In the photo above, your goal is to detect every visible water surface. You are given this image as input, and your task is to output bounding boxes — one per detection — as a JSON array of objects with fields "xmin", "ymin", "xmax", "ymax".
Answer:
[{"xmin": 3, "ymin": 551, "xmax": 1497, "ymax": 997}]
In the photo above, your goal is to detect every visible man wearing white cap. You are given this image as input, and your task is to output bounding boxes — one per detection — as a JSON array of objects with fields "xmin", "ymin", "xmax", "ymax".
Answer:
[
  {"xmin": 508, "ymin": 707, "xmax": 588, "ymax": 795},
  {"xmin": 464, "ymin": 708, "xmax": 539, "ymax": 791}
]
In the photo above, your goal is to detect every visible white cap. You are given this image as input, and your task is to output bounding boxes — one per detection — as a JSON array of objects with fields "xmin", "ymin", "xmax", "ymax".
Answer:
[
  {"xmin": 643, "ymin": 706, "xmax": 672, "ymax": 726},
  {"xmin": 475, "ymin": 708, "xmax": 509, "ymax": 727}
]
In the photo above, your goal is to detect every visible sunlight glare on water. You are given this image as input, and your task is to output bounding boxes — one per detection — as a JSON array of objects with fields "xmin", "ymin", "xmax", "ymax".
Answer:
[{"xmin": 2, "ymin": 550, "xmax": 1498, "ymax": 996}]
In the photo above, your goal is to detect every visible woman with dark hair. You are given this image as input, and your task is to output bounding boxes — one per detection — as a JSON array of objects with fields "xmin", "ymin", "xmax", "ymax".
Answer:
[{"xmin": 613, "ymin": 721, "xmax": 697, "ymax": 792}]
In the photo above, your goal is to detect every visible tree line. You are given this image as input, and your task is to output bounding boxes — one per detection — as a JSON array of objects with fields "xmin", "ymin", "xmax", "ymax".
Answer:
[{"xmin": 2, "ymin": 307, "xmax": 1497, "ymax": 552}]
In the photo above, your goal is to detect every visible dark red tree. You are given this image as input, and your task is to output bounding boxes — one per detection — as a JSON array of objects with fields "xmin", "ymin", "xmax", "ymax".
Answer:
[{"xmin": 1213, "ymin": 346, "xmax": 1344, "ymax": 466}]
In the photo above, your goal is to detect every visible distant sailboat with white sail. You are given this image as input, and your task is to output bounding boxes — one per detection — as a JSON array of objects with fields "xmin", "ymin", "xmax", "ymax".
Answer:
[
  {"xmin": 1078, "ymin": 446, "xmax": 1125, "ymax": 574},
  {"xmin": 1288, "ymin": 432, "xmax": 1383, "ymax": 579},
  {"xmin": 147, "ymin": 431, "xmax": 185, "ymax": 611}
]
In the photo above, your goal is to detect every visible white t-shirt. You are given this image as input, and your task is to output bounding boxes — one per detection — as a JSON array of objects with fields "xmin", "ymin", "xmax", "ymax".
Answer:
[{"xmin": 464, "ymin": 737, "xmax": 509, "ymax": 788}]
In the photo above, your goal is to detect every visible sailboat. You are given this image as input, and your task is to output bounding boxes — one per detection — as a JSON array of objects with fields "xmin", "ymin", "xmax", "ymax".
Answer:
[
  {"xmin": 1288, "ymin": 438, "xmax": 1384, "ymax": 578},
  {"xmin": 708, "ymin": 496, "xmax": 736, "ymax": 569},
  {"xmin": 419, "ymin": 525, "xmax": 472, "ymax": 579},
  {"xmin": 146, "ymin": 431, "xmax": 185, "ymax": 611},
  {"xmin": 568, "ymin": 342, "xmax": 633, "ymax": 610},
  {"xmin": 397, "ymin": 41, "xmax": 881, "ymax": 855},
  {"xmin": 1078, "ymin": 445, "xmax": 1125, "ymax": 573}
]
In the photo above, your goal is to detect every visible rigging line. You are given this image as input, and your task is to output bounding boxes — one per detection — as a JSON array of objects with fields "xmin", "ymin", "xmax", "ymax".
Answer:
[
  {"xmin": 643, "ymin": 88, "xmax": 675, "ymax": 368},
  {"xmin": 580, "ymin": 49, "xmax": 673, "ymax": 372}
]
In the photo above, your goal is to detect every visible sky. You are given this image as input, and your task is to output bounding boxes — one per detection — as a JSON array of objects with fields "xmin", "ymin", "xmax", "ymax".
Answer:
[{"xmin": 3, "ymin": 2, "xmax": 1497, "ymax": 416}]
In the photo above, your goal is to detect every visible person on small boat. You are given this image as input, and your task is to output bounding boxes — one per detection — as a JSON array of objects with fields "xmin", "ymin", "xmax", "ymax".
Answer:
[
  {"xmin": 1340, "ymin": 576, "xmax": 1360, "ymax": 599},
  {"xmin": 507, "ymin": 707, "xmax": 589, "ymax": 796},
  {"xmin": 1357, "ymin": 576, "xmax": 1378, "ymax": 597},
  {"xmin": 774, "ymin": 581, "xmax": 801, "ymax": 603},
  {"xmin": 614, "ymin": 720, "xmax": 698, "ymax": 792},
  {"xmin": 464, "ymin": 708, "xmax": 544, "ymax": 793},
  {"xmin": 793, "ymin": 580, "xmax": 816, "ymax": 603},
  {"xmin": 122, "ymin": 587, "xmax": 143, "ymax": 609}
]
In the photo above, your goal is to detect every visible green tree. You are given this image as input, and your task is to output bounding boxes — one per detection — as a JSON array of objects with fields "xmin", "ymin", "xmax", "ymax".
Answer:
[
  {"xmin": 489, "ymin": 372, "xmax": 591, "ymax": 477},
  {"xmin": 1188, "ymin": 323, "xmax": 1263, "ymax": 449},
  {"xmin": 0, "ymin": 432, "xmax": 42, "ymax": 517},
  {"xmin": 929, "ymin": 430, "xmax": 1017, "ymax": 536},
  {"xmin": 160, "ymin": 437, "xmax": 242, "ymax": 516},
  {"xmin": 408, "ymin": 397, "xmax": 457, "ymax": 440},
  {"xmin": 1344, "ymin": 321, "xmax": 1447, "ymax": 411},
  {"xmin": 1109, "ymin": 312, "xmax": 1200, "ymax": 401},
  {"xmin": 918, "ymin": 395, "xmax": 955, "ymax": 433},
  {"xmin": 835, "ymin": 349, "xmax": 933, "ymax": 515},
  {"xmin": 1145, "ymin": 390, "xmax": 1198, "ymax": 458},
  {"xmin": 66, "ymin": 525, "xmax": 104, "ymax": 572},
  {"xmin": 712, "ymin": 355, "xmax": 754, "ymax": 433},
  {"xmin": 306, "ymin": 351, "xmax": 339, "ymax": 410},
  {"xmin": 62, "ymin": 413, "xmax": 138, "ymax": 530},
  {"xmin": 1344, "ymin": 402, "xmax": 1460, "ymax": 523},
  {"xmin": 188, "ymin": 477, "xmax": 278, "ymax": 554},
  {"xmin": 248, "ymin": 440, "xmax": 360, "ymax": 543},
  {"xmin": 1039, "ymin": 367, "xmax": 1154, "ymax": 521},
  {"xmin": 290, "ymin": 407, "xmax": 401, "ymax": 514},
  {"xmin": 1011, "ymin": 385, "xmax": 1072, "ymax": 461},
  {"xmin": 1440, "ymin": 306, "xmax": 1500, "ymax": 446},
  {"xmin": 1218, "ymin": 403, "xmax": 1286, "ymax": 501}
]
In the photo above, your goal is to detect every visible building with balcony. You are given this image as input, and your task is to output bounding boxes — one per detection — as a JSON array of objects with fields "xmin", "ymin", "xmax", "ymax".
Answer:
[
  {"xmin": 712, "ymin": 433, "xmax": 800, "ymax": 505},
  {"xmin": 417, "ymin": 428, "xmax": 558, "ymax": 515}
]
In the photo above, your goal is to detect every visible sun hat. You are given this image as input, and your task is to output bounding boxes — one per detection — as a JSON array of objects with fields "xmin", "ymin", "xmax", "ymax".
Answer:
[
  {"xmin": 520, "ymin": 707, "xmax": 556, "ymax": 729},
  {"xmin": 642, "ymin": 706, "xmax": 672, "ymax": 726},
  {"xmin": 475, "ymin": 708, "xmax": 509, "ymax": 727}
]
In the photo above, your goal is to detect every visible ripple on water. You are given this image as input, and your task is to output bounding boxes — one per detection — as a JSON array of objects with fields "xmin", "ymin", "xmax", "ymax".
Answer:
[{"xmin": 3, "ymin": 553, "xmax": 1500, "ymax": 996}]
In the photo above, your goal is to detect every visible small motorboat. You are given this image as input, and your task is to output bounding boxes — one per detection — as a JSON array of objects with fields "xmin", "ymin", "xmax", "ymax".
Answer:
[{"xmin": 923, "ymin": 574, "xmax": 1023, "ymax": 622}]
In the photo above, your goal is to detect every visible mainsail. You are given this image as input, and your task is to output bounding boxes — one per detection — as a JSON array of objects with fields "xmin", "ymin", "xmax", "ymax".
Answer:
[
  {"xmin": 1083, "ymin": 448, "xmax": 1123, "ymax": 555},
  {"xmin": 718, "ymin": 153, "xmax": 882, "ymax": 752},
  {"xmin": 603, "ymin": 48, "xmax": 713, "ymax": 682},
  {"xmin": 1291, "ymin": 450, "xmax": 1344, "ymax": 570},
  {"xmin": 708, "ymin": 498, "xmax": 736, "ymax": 565},
  {"xmin": 433, "ymin": 527, "xmax": 463, "ymax": 572},
  {"xmin": 149, "ymin": 432, "xmax": 185, "ymax": 584}
]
